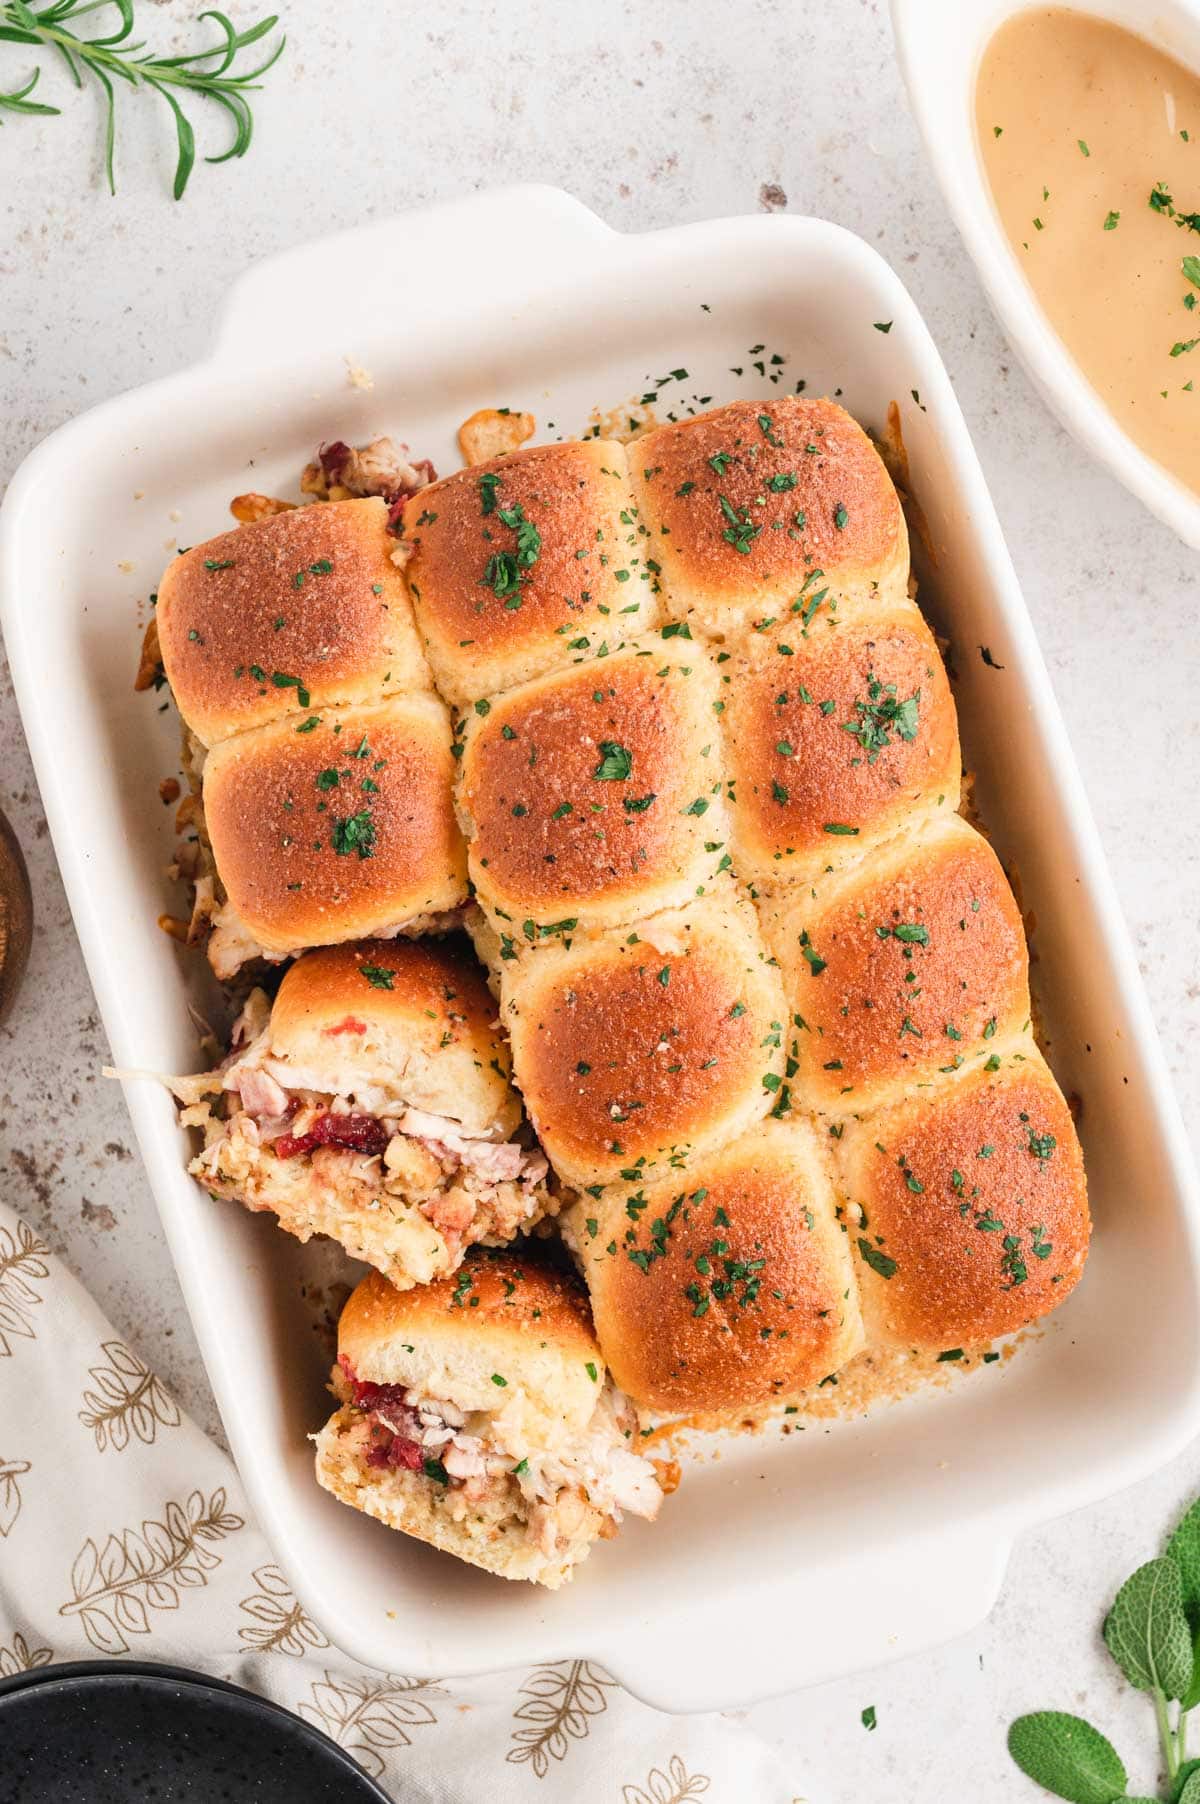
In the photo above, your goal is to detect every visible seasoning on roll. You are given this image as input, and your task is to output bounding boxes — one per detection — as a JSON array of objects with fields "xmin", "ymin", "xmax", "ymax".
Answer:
[
  {"xmin": 456, "ymin": 633, "xmax": 731, "ymax": 938},
  {"xmin": 401, "ymin": 439, "xmax": 662, "ymax": 707},
  {"xmin": 720, "ymin": 602, "xmax": 960, "ymax": 887},
  {"xmin": 838, "ymin": 1055, "xmax": 1090, "ymax": 1349},
  {"xmin": 498, "ymin": 891, "xmax": 786, "ymax": 1190},
  {"xmin": 758, "ymin": 811, "xmax": 1030, "ymax": 1114},
  {"xmin": 156, "ymin": 497, "xmax": 432, "ymax": 749},
  {"xmin": 198, "ymin": 696, "xmax": 467, "ymax": 978},
  {"xmin": 314, "ymin": 1253, "xmax": 670, "ymax": 1588},
  {"xmin": 628, "ymin": 397, "xmax": 910, "ymax": 642},
  {"xmin": 174, "ymin": 938, "xmax": 555, "ymax": 1288},
  {"xmin": 565, "ymin": 1119, "xmax": 864, "ymax": 1418}
]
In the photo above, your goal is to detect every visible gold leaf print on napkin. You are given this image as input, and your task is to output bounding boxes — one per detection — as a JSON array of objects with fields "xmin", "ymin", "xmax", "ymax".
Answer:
[
  {"xmin": 0, "ymin": 1221, "xmax": 50, "ymax": 1357},
  {"xmin": 623, "ymin": 1754, "xmax": 712, "ymax": 1804},
  {"xmin": 0, "ymin": 1633, "xmax": 53, "ymax": 1678},
  {"xmin": 506, "ymin": 1660, "xmax": 617, "ymax": 1779},
  {"xmin": 299, "ymin": 1670, "xmax": 443, "ymax": 1778},
  {"xmin": 58, "ymin": 1486, "xmax": 244, "ymax": 1655},
  {"xmin": 78, "ymin": 1340, "xmax": 182, "ymax": 1452},
  {"xmin": 0, "ymin": 1457, "xmax": 30, "ymax": 1538},
  {"xmin": 237, "ymin": 1563, "xmax": 329, "ymax": 1658}
]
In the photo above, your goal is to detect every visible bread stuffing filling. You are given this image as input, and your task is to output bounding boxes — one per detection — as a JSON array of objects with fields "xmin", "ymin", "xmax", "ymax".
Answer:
[
  {"xmin": 334, "ymin": 1357, "xmax": 669, "ymax": 1556},
  {"xmin": 172, "ymin": 991, "xmax": 555, "ymax": 1258}
]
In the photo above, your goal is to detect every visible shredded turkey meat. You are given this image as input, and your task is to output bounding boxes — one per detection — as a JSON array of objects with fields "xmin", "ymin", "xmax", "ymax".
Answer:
[
  {"xmin": 300, "ymin": 436, "xmax": 436, "ymax": 531},
  {"xmin": 339, "ymin": 1359, "xmax": 665, "ymax": 1533},
  {"xmin": 169, "ymin": 990, "xmax": 554, "ymax": 1259}
]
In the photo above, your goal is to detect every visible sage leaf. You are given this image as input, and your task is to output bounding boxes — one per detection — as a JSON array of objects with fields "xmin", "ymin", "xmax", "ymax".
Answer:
[
  {"xmin": 1174, "ymin": 1759, "xmax": 1200, "ymax": 1803},
  {"xmin": 1180, "ymin": 1623, "xmax": 1200, "ymax": 1713},
  {"xmin": 1179, "ymin": 1771, "xmax": 1200, "ymax": 1804},
  {"xmin": 1168, "ymin": 1499, "xmax": 1200, "ymax": 1626},
  {"xmin": 1007, "ymin": 1712, "xmax": 1127, "ymax": 1804},
  {"xmin": 1103, "ymin": 1557, "xmax": 1193, "ymax": 1700}
]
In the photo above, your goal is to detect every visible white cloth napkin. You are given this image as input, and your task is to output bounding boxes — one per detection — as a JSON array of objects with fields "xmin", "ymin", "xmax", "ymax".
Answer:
[{"xmin": 0, "ymin": 1198, "xmax": 799, "ymax": 1801}]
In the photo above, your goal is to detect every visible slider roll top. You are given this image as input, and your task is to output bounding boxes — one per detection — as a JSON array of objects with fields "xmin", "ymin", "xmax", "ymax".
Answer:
[
  {"xmin": 628, "ymin": 397, "xmax": 910, "ymax": 643},
  {"xmin": 758, "ymin": 811, "xmax": 1031, "ymax": 1114},
  {"xmin": 157, "ymin": 497, "xmax": 432, "ymax": 748},
  {"xmin": 314, "ymin": 1254, "xmax": 668, "ymax": 1589},
  {"xmin": 501, "ymin": 893, "xmax": 786, "ymax": 1190},
  {"xmin": 401, "ymin": 440, "xmax": 662, "ymax": 708},
  {"xmin": 566, "ymin": 1120, "xmax": 863, "ymax": 1418},
  {"xmin": 721, "ymin": 602, "xmax": 961, "ymax": 889},
  {"xmin": 155, "ymin": 499, "xmax": 466, "ymax": 976},
  {"xmin": 840, "ymin": 1054, "xmax": 1089, "ymax": 1349},
  {"xmin": 457, "ymin": 634, "xmax": 732, "ymax": 937},
  {"xmin": 626, "ymin": 395, "xmax": 1088, "ymax": 1368},
  {"xmin": 201, "ymin": 697, "xmax": 467, "ymax": 978},
  {"xmin": 181, "ymin": 938, "xmax": 555, "ymax": 1289}
]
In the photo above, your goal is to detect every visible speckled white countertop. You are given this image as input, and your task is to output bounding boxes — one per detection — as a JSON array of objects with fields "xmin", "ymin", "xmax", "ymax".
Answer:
[{"xmin": 2, "ymin": 2, "xmax": 1198, "ymax": 1797}]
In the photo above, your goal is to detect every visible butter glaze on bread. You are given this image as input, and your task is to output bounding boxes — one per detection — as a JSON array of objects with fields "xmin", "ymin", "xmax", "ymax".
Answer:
[
  {"xmin": 759, "ymin": 812, "xmax": 1030, "ymax": 1113},
  {"xmin": 567, "ymin": 1120, "xmax": 863, "ymax": 1415},
  {"xmin": 157, "ymin": 498, "xmax": 430, "ymax": 747},
  {"xmin": 721, "ymin": 600, "xmax": 961, "ymax": 886},
  {"xmin": 202, "ymin": 696, "xmax": 466, "ymax": 957},
  {"xmin": 402, "ymin": 440, "xmax": 662, "ymax": 707},
  {"xmin": 338, "ymin": 1257, "xmax": 599, "ymax": 1427},
  {"xmin": 500, "ymin": 892, "xmax": 784, "ymax": 1189},
  {"xmin": 629, "ymin": 397, "xmax": 909, "ymax": 642},
  {"xmin": 458, "ymin": 633, "xmax": 730, "ymax": 935},
  {"xmin": 435, "ymin": 398, "xmax": 1089, "ymax": 1411},
  {"xmin": 840, "ymin": 1055, "xmax": 1089, "ymax": 1348}
]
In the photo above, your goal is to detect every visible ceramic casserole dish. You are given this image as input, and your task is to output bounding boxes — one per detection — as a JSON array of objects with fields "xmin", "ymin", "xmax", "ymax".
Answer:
[{"xmin": 2, "ymin": 185, "xmax": 1198, "ymax": 1711}]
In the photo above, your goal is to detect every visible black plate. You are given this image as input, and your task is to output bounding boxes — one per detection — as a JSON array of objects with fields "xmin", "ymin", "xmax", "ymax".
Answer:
[{"xmin": 0, "ymin": 1661, "xmax": 398, "ymax": 1802}]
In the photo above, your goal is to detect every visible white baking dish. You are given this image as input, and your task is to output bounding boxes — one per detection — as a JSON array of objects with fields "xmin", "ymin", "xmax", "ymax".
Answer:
[
  {"xmin": 3, "ymin": 186, "xmax": 1198, "ymax": 1712},
  {"xmin": 891, "ymin": 0, "xmax": 1200, "ymax": 550}
]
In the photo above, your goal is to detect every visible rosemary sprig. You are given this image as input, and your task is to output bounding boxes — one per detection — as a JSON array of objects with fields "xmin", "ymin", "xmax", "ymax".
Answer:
[{"xmin": 0, "ymin": 0, "xmax": 284, "ymax": 197}]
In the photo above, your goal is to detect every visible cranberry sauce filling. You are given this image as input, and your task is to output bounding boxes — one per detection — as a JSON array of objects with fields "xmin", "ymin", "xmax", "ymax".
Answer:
[
  {"xmin": 275, "ymin": 1112, "xmax": 389, "ymax": 1160},
  {"xmin": 341, "ymin": 1358, "xmax": 427, "ymax": 1474}
]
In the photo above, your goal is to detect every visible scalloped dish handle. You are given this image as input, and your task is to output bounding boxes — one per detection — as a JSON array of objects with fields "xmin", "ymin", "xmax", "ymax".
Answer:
[{"xmin": 212, "ymin": 184, "xmax": 615, "ymax": 370}]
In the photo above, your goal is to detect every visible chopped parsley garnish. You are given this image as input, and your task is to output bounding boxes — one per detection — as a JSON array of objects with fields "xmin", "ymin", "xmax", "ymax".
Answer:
[
  {"xmin": 360, "ymin": 964, "xmax": 395, "ymax": 989},
  {"xmin": 593, "ymin": 741, "xmax": 632, "ymax": 781},
  {"xmin": 331, "ymin": 809, "xmax": 376, "ymax": 859},
  {"xmin": 857, "ymin": 1238, "xmax": 897, "ymax": 1280},
  {"xmin": 798, "ymin": 930, "xmax": 825, "ymax": 976},
  {"xmin": 718, "ymin": 493, "xmax": 762, "ymax": 555},
  {"xmin": 843, "ymin": 674, "xmax": 920, "ymax": 762},
  {"xmin": 271, "ymin": 671, "xmax": 311, "ymax": 708}
]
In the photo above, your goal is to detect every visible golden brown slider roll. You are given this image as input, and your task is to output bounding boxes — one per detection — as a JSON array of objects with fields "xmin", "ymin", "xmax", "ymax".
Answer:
[
  {"xmin": 629, "ymin": 397, "xmax": 909, "ymax": 642},
  {"xmin": 721, "ymin": 602, "xmax": 961, "ymax": 888},
  {"xmin": 156, "ymin": 499, "xmax": 431, "ymax": 747},
  {"xmin": 760, "ymin": 812, "xmax": 1029, "ymax": 1114},
  {"xmin": 457, "ymin": 633, "xmax": 730, "ymax": 937},
  {"xmin": 314, "ymin": 1254, "xmax": 670, "ymax": 1588},
  {"xmin": 200, "ymin": 697, "xmax": 467, "ymax": 979},
  {"xmin": 566, "ymin": 1120, "xmax": 864, "ymax": 1417},
  {"xmin": 838, "ymin": 1055, "xmax": 1090, "ymax": 1349},
  {"xmin": 177, "ymin": 939, "xmax": 555, "ymax": 1288},
  {"xmin": 498, "ymin": 891, "xmax": 787, "ymax": 1188},
  {"xmin": 400, "ymin": 440, "xmax": 662, "ymax": 706}
]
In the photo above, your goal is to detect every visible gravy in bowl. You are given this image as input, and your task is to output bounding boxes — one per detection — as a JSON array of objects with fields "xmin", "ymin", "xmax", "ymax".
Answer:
[{"xmin": 978, "ymin": 6, "xmax": 1200, "ymax": 496}]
